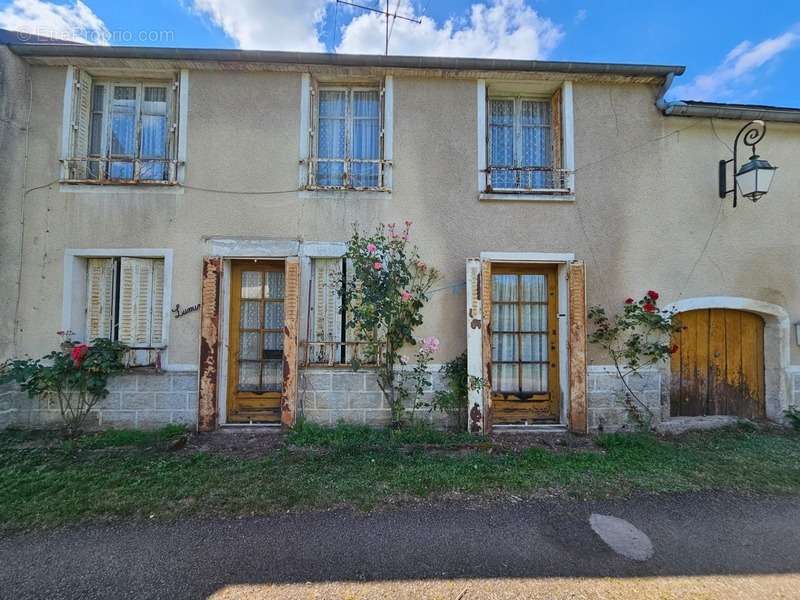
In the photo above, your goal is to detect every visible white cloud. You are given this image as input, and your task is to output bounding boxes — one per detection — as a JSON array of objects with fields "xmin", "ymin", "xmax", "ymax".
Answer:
[
  {"xmin": 187, "ymin": 0, "xmax": 328, "ymax": 51},
  {"xmin": 670, "ymin": 26, "xmax": 800, "ymax": 102},
  {"xmin": 0, "ymin": 0, "xmax": 110, "ymax": 45},
  {"xmin": 337, "ymin": 0, "xmax": 563, "ymax": 59},
  {"xmin": 574, "ymin": 8, "xmax": 587, "ymax": 24}
]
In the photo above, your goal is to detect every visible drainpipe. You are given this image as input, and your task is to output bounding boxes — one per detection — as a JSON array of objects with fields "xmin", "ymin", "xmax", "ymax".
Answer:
[{"xmin": 655, "ymin": 71, "xmax": 679, "ymax": 112}]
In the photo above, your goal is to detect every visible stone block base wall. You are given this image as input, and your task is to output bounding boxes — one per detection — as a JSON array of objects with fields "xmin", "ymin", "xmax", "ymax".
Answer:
[
  {"xmin": 0, "ymin": 371, "xmax": 198, "ymax": 430},
  {"xmin": 587, "ymin": 367, "xmax": 663, "ymax": 432},
  {"xmin": 299, "ymin": 368, "xmax": 453, "ymax": 429}
]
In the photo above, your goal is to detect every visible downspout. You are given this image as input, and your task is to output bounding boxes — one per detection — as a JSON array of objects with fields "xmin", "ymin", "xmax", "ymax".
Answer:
[{"xmin": 655, "ymin": 71, "xmax": 682, "ymax": 114}]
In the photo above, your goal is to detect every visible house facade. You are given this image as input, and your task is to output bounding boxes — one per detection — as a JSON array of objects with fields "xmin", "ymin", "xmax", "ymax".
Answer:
[{"xmin": 1, "ymin": 36, "xmax": 799, "ymax": 433}]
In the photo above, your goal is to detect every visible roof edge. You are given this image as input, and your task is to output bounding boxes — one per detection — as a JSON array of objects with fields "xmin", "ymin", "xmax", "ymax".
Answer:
[
  {"xmin": 663, "ymin": 101, "xmax": 800, "ymax": 124},
  {"xmin": 6, "ymin": 43, "xmax": 685, "ymax": 78}
]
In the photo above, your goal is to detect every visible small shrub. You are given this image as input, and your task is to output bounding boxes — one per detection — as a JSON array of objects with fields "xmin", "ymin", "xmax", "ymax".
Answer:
[
  {"xmin": 0, "ymin": 336, "xmax": 128, "ymax": 436},
  {"xmin": 426, "ymin": 352, "xmax": 483, "ymax": 432},
  {"xmin": 785, "ymin": 406, "xmax": 800, "ymax": 431}
]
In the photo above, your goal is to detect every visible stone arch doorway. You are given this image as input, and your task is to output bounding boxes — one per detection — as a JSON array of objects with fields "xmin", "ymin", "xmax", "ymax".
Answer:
[{"xmin": 664, "ymin": 297, "xmax": 790, "ymax": 422}]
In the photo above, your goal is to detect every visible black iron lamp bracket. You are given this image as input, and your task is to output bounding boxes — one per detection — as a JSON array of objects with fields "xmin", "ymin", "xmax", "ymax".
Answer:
[{"xmin": 718, "ymin": 119, "xmax": 767, "ymax": 208}]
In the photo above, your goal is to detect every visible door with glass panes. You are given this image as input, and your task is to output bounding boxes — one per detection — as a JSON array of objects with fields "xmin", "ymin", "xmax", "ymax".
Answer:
[
  {"xmin": 491, "ymin": 264, "xmax": 560, "ymax": 424},
  {"xmin": 226, "ymin": 261, "xmax": 285, "ymax": 423}
]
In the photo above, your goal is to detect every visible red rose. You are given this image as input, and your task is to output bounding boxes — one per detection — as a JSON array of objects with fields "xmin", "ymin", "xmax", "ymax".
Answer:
[
  {"xmin": 643, "ymin": 303, "xmax": 656, "ymax": 313},
  {"xmin": 71, "ymin": 343, "xmax": 89, "ymax": 367},
  {"xmin": 624, "ymin": 298, "xmax": 634, "ymax": 304},
  {"xmin": 647, "ymin": 290, "xmax": 659, "ymax": 301},
  {"xmin": 669, "ymin": 344, "xmax": 679, "ymax": 354}
]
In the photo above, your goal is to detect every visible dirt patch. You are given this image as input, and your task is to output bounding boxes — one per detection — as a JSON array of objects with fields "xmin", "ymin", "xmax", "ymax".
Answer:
[
  {"xmin": 490, "ymin": 431, "xmax": 600, "ymax": 453},
  {"xmin": 184, "ymin": 429, "xmax": 286, "ymax": 457}
]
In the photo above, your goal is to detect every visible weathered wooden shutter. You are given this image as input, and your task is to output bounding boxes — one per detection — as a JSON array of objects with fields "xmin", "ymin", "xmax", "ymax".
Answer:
[
  {"xmin": 480, "ymin": 259, "xmax": 493, "ymax": 433},
  {"xmin": 150, "ymin": 259, "xmax": 165, "ymax": 347},
  {"xmin": 86, "ymin": 258, "xmax": 115, "ymax": 341},
  {"xmin": 282, "ymin": 257, "xmax": 300, "ymax": 427},
  {"xmin": 567, "ymin": 260, "xmax": 588, "ymax": 433},
  {"xmin": 550, "ymin": 87, "xmax": 563, "ymax": 187},
  {"xmin": 118, "ymin": 258, "xmax": 165, "ymax": 348},
  {"xmin": 71, "ymin": 69, "xmax": 93, "ymax": 178},
  {"xmin": 465, "ymin": 259, "xmax": 484, "ymax": 433},
  {"xmin": 198, "ymin": 257, "xmax": 222, "ymax": 432},
  {"xmin": 312, "ymin": 258, "xmax": 343, "ymax": 352},
  {"xmin": 308, "ymin": 79, "xmax": 317, "ymax": 187}
]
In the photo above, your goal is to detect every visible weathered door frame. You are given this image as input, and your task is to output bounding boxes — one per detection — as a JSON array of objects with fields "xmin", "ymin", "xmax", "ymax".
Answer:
[{"xmin": 466, "ymin": 252, "xmax": 587, "ymax": 434}]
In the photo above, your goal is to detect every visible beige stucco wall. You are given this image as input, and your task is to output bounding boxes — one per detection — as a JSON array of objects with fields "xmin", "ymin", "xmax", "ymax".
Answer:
[{"xmin": 4, "ymin": 61, "xmax": 800, "ymax": 377}]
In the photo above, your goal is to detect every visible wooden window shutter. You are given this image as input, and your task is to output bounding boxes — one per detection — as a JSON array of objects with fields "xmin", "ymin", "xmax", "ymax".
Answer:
[
  {"xmin": 86, "ymin": 258, "xmax": 115, "ymax": 341},
  {"xmin": 71, "ymin": 69, "xmax": 93, "ymax": 178},
  {"xmin": 480, "ymin": 259, "xmax": 493, "ymax": 433},
  {"xmin": 150, "ymin": 259, "xmax": 166, "ymax": 347},
  {"xmin": 550, "ymin": 87, "xmax": 563, "ymax": 185},
  {"xmin": 567, "ymin": 260, "xmax": 588, "ymax": 433},
  {"xmin": 282, "ymin": 257, "xmax": 301, "ymax": 427},
  {"xmin": 465, "ymin": 259, "xmax": 484, "ymax": 433},
  {"xmin": 118, "ymin": 258, "xmax": 164, "ymax": 348},
  {"xmin": 312, "ymin": 258, "xmax": 343, "ymax": 344},
  {"xmin": 198, "ymin": 256, "xmax": 222, "ymax": 432}
]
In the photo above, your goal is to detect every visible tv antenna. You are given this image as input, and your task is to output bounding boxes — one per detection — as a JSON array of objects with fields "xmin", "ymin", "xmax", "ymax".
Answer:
[{"xmin": 335, "ymin": 0, "xmax": 422, "ymax": 55}]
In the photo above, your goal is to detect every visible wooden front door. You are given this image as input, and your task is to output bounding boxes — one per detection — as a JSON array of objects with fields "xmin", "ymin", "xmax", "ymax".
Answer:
[
  {"xmin": 226, "ymin": 261, "xmax": 285, "ymax": 423},
  {"xmin": 490, "ymin": 264, "xmax": 560, "ymax": 424},
  {"xmin": 670, "ymin": 309, "xmax": 765, "ymax": 419}
]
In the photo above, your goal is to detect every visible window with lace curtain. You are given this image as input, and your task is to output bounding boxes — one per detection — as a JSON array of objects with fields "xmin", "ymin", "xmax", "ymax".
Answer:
[{"xmin": 310, "ymin": 86, "xmax": 384, "ymax": 190}]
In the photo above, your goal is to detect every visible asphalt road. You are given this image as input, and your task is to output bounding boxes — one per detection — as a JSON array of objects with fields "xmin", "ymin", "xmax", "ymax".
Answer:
[{"xmin": 2, "ymin": 492, "xmax": 800, "ymax": 599}]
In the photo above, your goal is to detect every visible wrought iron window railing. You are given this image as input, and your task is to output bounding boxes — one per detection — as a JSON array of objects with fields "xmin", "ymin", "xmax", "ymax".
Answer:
[
  {"xmin": 485, "ymin": 166, "xmax": 572, "ymax": 193},
  {"xmin": 61, "ymin": 157, "xmax": 179, "ymax": 185},
  {"xmin": 300, "ymin": 340, "xmax": 383, "ymax": 368}
]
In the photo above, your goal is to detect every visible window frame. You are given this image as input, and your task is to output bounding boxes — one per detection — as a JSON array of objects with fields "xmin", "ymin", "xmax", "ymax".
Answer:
[
  {"xmin": 308, "ymin": 83, "xmax": 385, "ymax": 191},
  {"xmin": 61, "ymin": 248, "xmax": 175, "ymax": 368}
]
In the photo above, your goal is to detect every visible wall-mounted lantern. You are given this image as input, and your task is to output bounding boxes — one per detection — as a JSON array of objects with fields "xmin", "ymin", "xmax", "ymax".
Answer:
[{"xmin": 719, "ymin": 120, "xmax": 777, "ymax": 207}]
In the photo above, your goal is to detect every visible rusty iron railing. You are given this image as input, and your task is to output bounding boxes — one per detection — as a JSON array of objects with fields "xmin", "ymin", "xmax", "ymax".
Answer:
[
  {"xmin": 306, "ymin": 157, "xmax": 390, "ymax": 191},
  {"xmin": 486, "ymin": 166, "xmax": 572, "ymax": 193},
  {"xmin": 61, "ymin": 157, "xmax": 179, "ymax": 184},
  {"xmin": 300, "ymin": 340, "xmax": 382, "ymax": 368}
]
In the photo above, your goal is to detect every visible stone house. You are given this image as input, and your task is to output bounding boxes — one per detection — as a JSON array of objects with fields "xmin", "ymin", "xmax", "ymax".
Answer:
[{"xmin": 1, "ymin": 31, "xmax": 799, "ymax": 433}]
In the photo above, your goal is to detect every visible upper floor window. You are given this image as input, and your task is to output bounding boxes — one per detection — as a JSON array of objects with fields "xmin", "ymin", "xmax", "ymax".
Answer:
[
  {"xmin": 479, "ymin": 82, "xmax": 574, "ymax": 198},
  {"xmin": 301, "ymin": 76, "xmax": 393, "ymax": 192},
  {"xmin": 63, "ymin": 69, "xmax": 181, "ymax": 185}
]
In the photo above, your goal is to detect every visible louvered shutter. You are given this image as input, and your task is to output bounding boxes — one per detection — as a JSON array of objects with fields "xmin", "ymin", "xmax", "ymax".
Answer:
[
  {"xmin": 150, "ymin": 259, "xmax": 165, "ymax": 347},
  {"xmin": 567, "ymin": 261, "xmax": 588, "ymax": 433},
  {"xmin": 71, "ymin": 69, "xmax": 93, "ymax": 179},
  {"xmin": 86, "ymin": 258, "xmax": 115, "ymax": 341},
  {"xmin": 310, "ymin": 258, "xmax": 343, "ymax": 363},
  {"xmin": 118, "ymin": 258, "xmax": 165, "ymax": 349},
  {"xmin": 550, "ymin": 88, "xmax": 563, "ymax": 188},
  {"xmin": 465, "ymin": 259, "xmax": 483, "ymax": 433}
]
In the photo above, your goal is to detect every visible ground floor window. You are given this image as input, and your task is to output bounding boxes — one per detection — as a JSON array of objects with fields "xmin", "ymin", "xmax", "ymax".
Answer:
[{"xmin": 86, "ymin": 257, "xmax": 165, "ymax": 352}]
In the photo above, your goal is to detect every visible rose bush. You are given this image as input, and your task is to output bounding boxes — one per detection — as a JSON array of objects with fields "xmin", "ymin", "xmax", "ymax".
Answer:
[{"xmin": 340, "ymin": 221, "xmax": 440, "ymax": 426}]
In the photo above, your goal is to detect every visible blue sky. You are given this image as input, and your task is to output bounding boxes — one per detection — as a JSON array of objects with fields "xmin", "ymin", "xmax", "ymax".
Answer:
[{"xmin": 1, "ymin": 0, "xmax": 798, "ymax": 106}]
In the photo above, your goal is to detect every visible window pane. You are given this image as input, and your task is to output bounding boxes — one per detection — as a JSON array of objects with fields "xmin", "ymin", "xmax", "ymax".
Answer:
[
  {"xmin": 263, "ymin": 332, "xmax": 284, "ymax": 353},
  {"xmin": 492, "ymin": 333, "xmax": 517, "ymax": 362},
  {"xmin": 489, "ymin": 99, "xmax": 514, "ymax": 189},
  {"xmin": 265, "ymin": 272, "xmax": 285, "ymax": 299},
  {"xmin": 521, "ymin": 333, "xmax": 547, "ymax": 362},
  {"xmin": 240, "ymin": 301, "xmax": 261, "ymax": 329},
  {"xmin": 351, "ymin": 90, "xmax": 380, "ymax": 188},
  {"xmin": 241, "ymin": 271, "xmax": 262, "ymax": 299},
  {"xmin": 520, "ymin": 101, "xmax": 552, "ymax": 188},
  {"xmin": 492, "ymin": 274, "xmax": 518, "ymax": 302},
  {"xmin": 521, "ymin": 303, "xmax": 547, "ymax": 332},
  {"xmin": 492, "ymin": 363, "xmax": 518, "ymax": 393},
  {"xmin": 109, "ymin": 86, "xmax": 136, "ymax": 179},
  {"xmin": 88, "ymin": 85, "xmax": 105, "ymax": 155},
  {"xmin": 492, "ymin": 304, "xmax": 517, "ymax": 332},
  {"xmin": 262, "ymin": 360, "xmax": 283, "ymax": 392},
  {"xmin": 238, "ymin": 362, "xmax": 260, "ymax": 391},
  {"xmin": 239, "ymin": 332, "xmax": 259, "ymax": 359},
  {"xmin": 520, "ymin": 274, "xmax": 547, "ymax": 302},
  {"xmin": 317, "ymin": 91, "xmax": 347, "ymax": 186},
  {"xmin": 521, "ymin": 363, "xmax": 548, "ymax": 393},
  {"xmin": 264, "ymin": 302, "xmax": 284, "ymax": 329}
]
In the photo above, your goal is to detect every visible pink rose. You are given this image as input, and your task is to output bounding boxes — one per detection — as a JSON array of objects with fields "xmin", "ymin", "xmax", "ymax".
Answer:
[
  {"xmin": 71, "ymin": 343, "xmax": 89, "ymax": 367},
  {"xmin": 366, "ymin": 243, "xmax": 377, "ymax": 254},
  {"xmin": 373, "ymin": 261, "xmax": 383, "ymax": 271},
  {"xmin": 421, "ymin": 336, "xmax": 440, "ymax": 353},
  {"xmin": 401, "ymin": 290, "xmax": 412, "ymax": 302},
  {"xmin": 404, "ymin": 220, "xmax": 412, "ymax": 227}
]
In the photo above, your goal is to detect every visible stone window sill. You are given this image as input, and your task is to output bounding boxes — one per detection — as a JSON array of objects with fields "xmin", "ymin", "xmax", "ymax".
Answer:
[{"xmin": 479, "ymin": 192, "xmax": 575, "ymax": 203}]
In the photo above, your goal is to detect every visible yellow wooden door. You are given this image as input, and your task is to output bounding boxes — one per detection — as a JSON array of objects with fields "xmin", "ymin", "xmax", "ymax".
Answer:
[
  {"xmin": 490, "ymin": 264, "xmax": 560, "ymax": 424},
  {"xmin": 226, "ymin": 261, "xmax": 284, "ymax": 423},
  {"xmin": 670, "ymin": 309, "xmax": 765, "ymax": 418}
]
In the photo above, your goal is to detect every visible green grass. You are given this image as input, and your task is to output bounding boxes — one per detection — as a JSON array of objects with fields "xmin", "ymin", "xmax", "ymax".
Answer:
[{"xmin": 1, "ymin": 424, "xmax": 799, "ymax": 530}]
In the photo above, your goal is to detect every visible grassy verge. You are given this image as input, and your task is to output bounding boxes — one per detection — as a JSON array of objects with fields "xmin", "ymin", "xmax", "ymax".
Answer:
[{"xmin": 1, "ymin": 423, "xmax": 799, "ymax": 530}]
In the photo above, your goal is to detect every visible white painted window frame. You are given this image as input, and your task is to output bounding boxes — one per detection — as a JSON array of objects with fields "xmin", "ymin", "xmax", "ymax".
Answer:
[
  {"xmin": 299, "ymin": 74, "xmax": 393, "ymax": 192},
  {"xmin": 61, "ymin": 248, "xmax": 178, "ymax": 368},
  {"xmin": 477, "ymin": 80, "xmax": 574, "ymax": 202},
  {"xmin": 59, "ymin": 67, "xmax": 189, "ymax": 187}
]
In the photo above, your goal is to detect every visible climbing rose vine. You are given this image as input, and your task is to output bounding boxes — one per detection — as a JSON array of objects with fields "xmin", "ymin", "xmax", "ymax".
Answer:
[
  {"xmin": 588, "ymin": 291, "xmax": 682, "ymax": 428},
  {"xmin": 340, "ymin": 221, "xmax": 440, "ymax": 425}
]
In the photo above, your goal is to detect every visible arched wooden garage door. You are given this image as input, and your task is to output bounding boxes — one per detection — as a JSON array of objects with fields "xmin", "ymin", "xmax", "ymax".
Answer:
[{"xmin": 670, "ymin": 309, "xmax": 765, "ymax": 419}]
